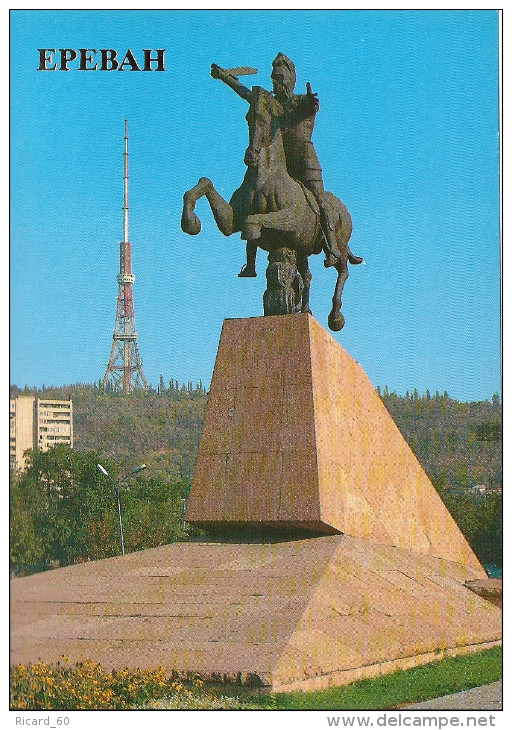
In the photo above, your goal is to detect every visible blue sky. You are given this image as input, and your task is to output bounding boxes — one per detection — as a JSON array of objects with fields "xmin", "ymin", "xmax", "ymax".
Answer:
[{"xmin": 10, "ymin": 9, "xmax": 500, "ymax": 401}]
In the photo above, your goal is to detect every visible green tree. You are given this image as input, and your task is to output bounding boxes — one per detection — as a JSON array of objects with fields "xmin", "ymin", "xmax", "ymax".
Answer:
[
  {"xmin": 121, "ymin": 477, "xmax": 189, "ymax": 552},
  {"xmin": 10, "ymin": 484, "xmax": 43, "ymax": 566},
  {"xmin": 10, "ymin": 446, "xmax": 118, "ymax": 566},
  {"xmin": 473, "ymin": 492, "xmax": 502, "ymax": 565},
  {"xmin": 10, "ymin": 445, "xmax": 196, "ymax": 571}
]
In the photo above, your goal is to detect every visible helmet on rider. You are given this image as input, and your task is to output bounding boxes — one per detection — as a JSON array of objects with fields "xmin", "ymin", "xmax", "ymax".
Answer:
[{"xmin": 271, "ymin": 53, "xmax": 296, "ymax": 100}]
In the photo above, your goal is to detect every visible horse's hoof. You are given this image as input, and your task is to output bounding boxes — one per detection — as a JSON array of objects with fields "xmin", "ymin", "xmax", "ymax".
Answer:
[
  {"xmin": 324, "ymin": 254, "xmax": 339, "ymax": 268},
  {"xmin": 328, "ymin": 311, "xmax": 345, "ymax": 331},
  {"xmin": 238, "ymin": 265, "xmax": 257, "ymax": 278},
  {"xmin": 181, "ymin": 210, "xmax": 201, "ymax": 235}
]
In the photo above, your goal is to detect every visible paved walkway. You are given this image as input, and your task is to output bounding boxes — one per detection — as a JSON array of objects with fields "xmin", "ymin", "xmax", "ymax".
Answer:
[{"xmin": 406, "ymin": 681, "xmax": 502, "ymax": 710}]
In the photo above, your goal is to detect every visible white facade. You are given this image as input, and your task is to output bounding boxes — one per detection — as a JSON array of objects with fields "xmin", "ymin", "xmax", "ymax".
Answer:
[{"xmin": 10, "ymin": 396, "xmax": 73, "ymax": 470}]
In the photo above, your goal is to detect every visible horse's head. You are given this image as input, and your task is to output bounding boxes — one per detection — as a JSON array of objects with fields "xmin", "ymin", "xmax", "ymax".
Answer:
[{"xmin": 244, "ymin": 86, "xmax": 282, "ymax": 169}]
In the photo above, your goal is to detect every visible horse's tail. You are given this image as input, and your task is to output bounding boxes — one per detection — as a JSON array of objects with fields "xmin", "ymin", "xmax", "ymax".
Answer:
[{"xmin": 347, "ymin": 247, "xmax": 363, "ymax": 265}]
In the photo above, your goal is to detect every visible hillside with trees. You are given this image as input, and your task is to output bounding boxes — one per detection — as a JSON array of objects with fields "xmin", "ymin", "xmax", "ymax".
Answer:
[
  {"xmin": 379, "ymin": 388, "xmax": 502, "ymax": 566},
  {"xmin": 10, "ymin": 445, "xmax": 191, "ymax": 570},
  {"xmin": 10, "ymin": 380, "xmax": 207, "ymax": 484},
  {"xmin": 10, "ymin": 381, "xmax": 501, "ymax": 570},
  {"xmin": 378, "ymin": 387, "xmax": 501, "ymax": 494}
]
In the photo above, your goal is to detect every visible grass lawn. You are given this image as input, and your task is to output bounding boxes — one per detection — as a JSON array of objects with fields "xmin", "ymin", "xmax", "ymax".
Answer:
[{"xmin": 260, "ymin": 646, "xmax": 502, "ymax": 710}]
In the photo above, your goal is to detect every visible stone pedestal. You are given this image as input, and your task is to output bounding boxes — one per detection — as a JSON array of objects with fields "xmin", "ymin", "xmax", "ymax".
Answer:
[{"xmin": 187, "ymin": 314, "xmax": 484, "ymax": 573}]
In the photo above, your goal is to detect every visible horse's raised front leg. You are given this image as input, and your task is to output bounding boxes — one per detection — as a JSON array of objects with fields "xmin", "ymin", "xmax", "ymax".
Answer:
[
  {"xmin": 181, "ymin": 177, "xmax": 210, "ymax": 235},
  {"xmin": 328, "ymin": 256, "xmax": 349, "ymax": 332},
  {"xmin": 182, "ymin": 177, "xmax": 234, "ymax": 236},
  {"xmin": 241, "ymin": 205, "xmax": 297, "ymax": 241}
]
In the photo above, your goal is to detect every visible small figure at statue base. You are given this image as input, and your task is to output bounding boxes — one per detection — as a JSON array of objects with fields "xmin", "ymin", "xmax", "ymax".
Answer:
[{"xmin": 263, "ymin": 248, "xmax": 304, "ymax": 316}]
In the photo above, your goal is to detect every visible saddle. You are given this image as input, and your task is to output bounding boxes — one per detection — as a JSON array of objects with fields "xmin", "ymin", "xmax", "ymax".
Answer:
[{"xmin": 297, "ymin": 181, "xmax": 331, "ymax": 255}]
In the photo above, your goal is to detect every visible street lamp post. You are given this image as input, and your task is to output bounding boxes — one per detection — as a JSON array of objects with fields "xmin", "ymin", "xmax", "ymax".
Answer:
[
  {"xmin": 181, "ymin": 498, "xmax": 187, "ymax": 534},
  {"xmin": 96, "ymin": 463, "xmax": 147, "ymax": 555}
]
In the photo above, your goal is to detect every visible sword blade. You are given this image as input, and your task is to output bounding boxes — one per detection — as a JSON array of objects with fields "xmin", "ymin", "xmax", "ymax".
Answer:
[{"xmin": 225, "ymin": 66, "xmax": 258, "ymax": 77}]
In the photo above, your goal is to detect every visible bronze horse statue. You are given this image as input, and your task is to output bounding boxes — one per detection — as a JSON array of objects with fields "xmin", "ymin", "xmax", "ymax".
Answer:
[{"xmin": 181, "ymin": 85, "xmax": 362, "ymax": 331}]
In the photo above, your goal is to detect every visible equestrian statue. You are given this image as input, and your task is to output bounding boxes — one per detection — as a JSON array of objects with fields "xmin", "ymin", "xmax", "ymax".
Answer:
[{"xmin": 181, "ymin": 53, "xmax": 363, "ymax": 331}]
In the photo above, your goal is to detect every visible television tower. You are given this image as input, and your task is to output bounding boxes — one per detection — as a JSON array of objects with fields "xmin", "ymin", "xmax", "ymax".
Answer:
[{"xmin": 103, "ymin": 120, "xmax": 148, "ymax": 394}]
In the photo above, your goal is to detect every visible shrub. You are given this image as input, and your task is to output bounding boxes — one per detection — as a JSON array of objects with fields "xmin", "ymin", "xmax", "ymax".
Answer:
[{"xmin": 10, "ymin": 658, "xmax": 198, "ymax": 710}]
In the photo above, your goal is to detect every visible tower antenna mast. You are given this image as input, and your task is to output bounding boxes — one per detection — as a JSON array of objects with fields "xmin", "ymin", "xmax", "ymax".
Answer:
[{"xmin": 103, "ymin": 120, "xmax": 148, "ymax": 394}]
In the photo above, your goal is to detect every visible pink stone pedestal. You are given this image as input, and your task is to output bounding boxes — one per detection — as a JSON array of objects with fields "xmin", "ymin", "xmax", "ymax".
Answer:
[{"xmin": 187, "ymin": 314, "xmax": 484, "ymax": 572}]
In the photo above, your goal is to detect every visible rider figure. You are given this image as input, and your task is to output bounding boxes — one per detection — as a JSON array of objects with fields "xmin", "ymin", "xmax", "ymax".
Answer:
[{"xmin": 211, "ymin": 53, "xmax": 343, "ymax": 275}]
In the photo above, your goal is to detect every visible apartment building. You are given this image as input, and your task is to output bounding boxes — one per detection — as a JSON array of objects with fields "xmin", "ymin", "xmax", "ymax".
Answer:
[{"xmin": 10, "ymin": 396, "xmax": 73, "ymax": 471}]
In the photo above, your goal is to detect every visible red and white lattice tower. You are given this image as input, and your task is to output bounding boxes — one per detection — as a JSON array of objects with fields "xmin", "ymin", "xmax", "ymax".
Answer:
[{"xmin": 103, "ymin": 120, "xmax": 148, "ymax": 394}]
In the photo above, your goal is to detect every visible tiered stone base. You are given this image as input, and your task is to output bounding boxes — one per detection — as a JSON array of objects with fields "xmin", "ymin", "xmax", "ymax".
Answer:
[
  {"xmin": 11, "ymin": 315, "xmax": 501, "ymax": 693},
  {"xmin": 11, "ymin": 536, "xmax": 500, "ymax": 693}
]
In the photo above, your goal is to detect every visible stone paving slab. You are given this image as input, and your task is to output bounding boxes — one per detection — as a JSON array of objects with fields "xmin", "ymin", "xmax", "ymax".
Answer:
[
  {"xmin": 406, "ymin": 681, "xmax": 502, "ymax": 710},
  {"xmin": 465, "ymin": 579, "xmax": 503, "ymax": 608}
]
